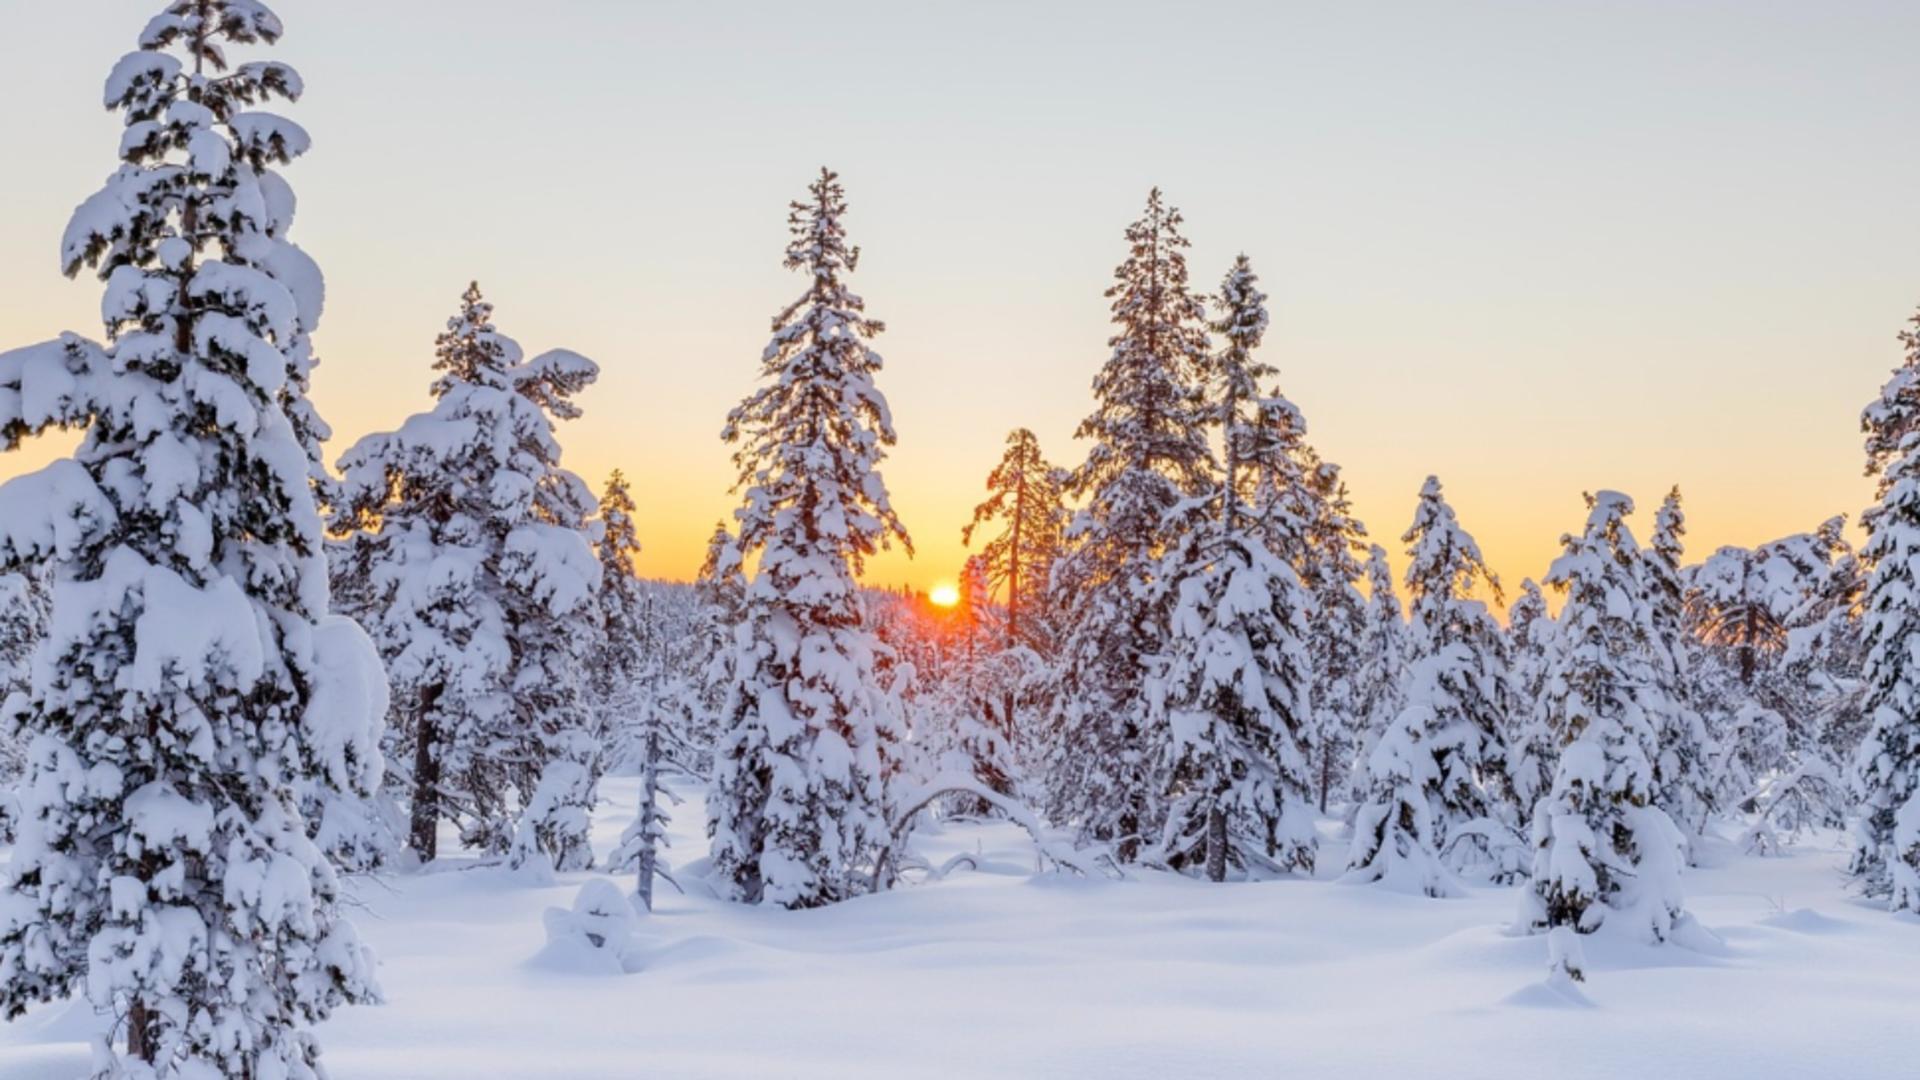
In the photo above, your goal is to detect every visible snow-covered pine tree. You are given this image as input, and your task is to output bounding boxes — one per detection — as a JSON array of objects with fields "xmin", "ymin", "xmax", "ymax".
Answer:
[
  {"xmin": 332, "ymin": 284, "xmax": 601, "ymax": 868},
  {"xmin": 1299, "ymin": 456, "xmax": 1371, "ymax": 813},
  {"xmin": 1157, "ymin": 254, "xmax": 1317, "ymax": 880},
  {"xmin": 1505, "ymin": 578, "xmax": 1559, "ymax": 817},
  {"xmin": 708, "ymin": 169, "xmax": 912, "ymax": 909},
  {"xmin": 1690, "ymin": 525, "xmax": 1858, "ymax": 846},
  {"xmin": 1688, "ymin": 543, "xmax": 1786, "ymax": 690},
  {"xmin": 1349, "ymin": 544, "xmax": 1407, "ymax": 800},
  {"xmin": 1852, "ymin": 303, "xmax": 1920, "ymax": 908},
  {"xmin": 1522, "ymin": 492, "xmax": 1690, "ymax": 985},
  {"xmin": 1643, "ymin": 486, "xmax": 1717, "ymax": 847},
  {"xmin": 963, "ymin": 428, "xmax": 1070, "ymax": 655},
  {"xmin": 1353, "ymin": 477, "xmax": 1516, "ymax": 881},
  {"xmin": 1046, "ymin": 188, "xmax": 1215, "ymax": 863},
  {"xmin": 0, "ymin": 3, "xmax": 383, "ymax": 1070}
]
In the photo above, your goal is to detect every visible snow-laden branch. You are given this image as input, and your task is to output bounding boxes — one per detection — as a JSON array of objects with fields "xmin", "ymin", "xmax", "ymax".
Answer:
[{"xmin": 887, "ymin": 772, "xmax": 1123, "ymax": 880}]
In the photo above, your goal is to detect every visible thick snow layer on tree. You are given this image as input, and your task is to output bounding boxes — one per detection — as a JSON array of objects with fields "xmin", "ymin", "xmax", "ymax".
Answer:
[{"xmin": 4, "ymin": 776, "xmax": 1911, "ymax": 1079}]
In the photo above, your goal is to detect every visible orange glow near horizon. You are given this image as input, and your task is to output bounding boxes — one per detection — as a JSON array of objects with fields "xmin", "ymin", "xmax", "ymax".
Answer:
[
  {"xmin": 0, "ymin": 2, "xmax": 1912, "ymax": 601},
  {"xmin": 927, "ymin": 583, "xmax": 961, "ymax": 609}
]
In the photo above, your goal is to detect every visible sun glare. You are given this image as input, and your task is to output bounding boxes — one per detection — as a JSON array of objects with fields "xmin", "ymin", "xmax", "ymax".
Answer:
[{"xmin": 928, "ymin": 583, "xmax": 961, "ymax": 609}]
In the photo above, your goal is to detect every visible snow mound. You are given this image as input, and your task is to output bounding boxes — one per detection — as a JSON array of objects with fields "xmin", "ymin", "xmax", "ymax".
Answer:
[
  {"xmin": 1758, "ymin": 908, "xmax": 1855, "ymax": 935},
  {"xmin": 1501, "ymin": 977, "xmax": 1596, "ymax": 1009}
]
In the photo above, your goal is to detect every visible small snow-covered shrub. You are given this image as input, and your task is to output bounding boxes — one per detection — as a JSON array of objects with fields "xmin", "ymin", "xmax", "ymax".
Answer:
[{"xmin": 536, "ymin": 879, "xmax": 646, "ymax": 975}]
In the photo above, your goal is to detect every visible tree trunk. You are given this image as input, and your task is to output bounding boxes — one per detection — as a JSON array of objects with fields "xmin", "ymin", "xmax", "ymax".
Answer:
[
  {"xmin": 1008, "ymin": 473, "xmax": 1025, "ymax": 652},
  {"xmin": 127, "ymin": 997, "xmax": 153, "ymax": 1064},
  {"xmin": 409, "ymin": 684, "xmax": 443, "ymax": 861},
  {"xmin": 1205, "ymin": 805, "xmax": 1228, "ymax": 883},
  {"xmin": 1117, "ymin": 804, "xmax": 1140, "ymax": 864}
]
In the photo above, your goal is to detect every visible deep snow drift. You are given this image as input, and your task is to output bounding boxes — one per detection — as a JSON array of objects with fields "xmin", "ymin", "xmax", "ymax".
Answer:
[{"xmin": 3, "ymin": 776, "xmax": 1914, "ymax": 1079}]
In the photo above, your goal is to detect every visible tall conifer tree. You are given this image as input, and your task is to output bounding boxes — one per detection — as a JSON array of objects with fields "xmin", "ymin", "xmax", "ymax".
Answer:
[
  {"xmin": 1505, "ymin": 578, "xmax": 1559, "ymax": 816},
  {"xmin": 332, "ymin": 285, "xmax": 601, "ymax": 867},
  {"xmin": 1350, "ymin": 478, "xmax": 1514, "ymax": 885},
  {"xmin": 708, "ymin": 169, "xmax": 911, "ymax": 909},
  {"xmin": 1158, "ymin": 255, "xmax": 1316, "ymax": 879},
  {"xmin": 963, "ymin": 428, "xmax": 1070, "ymax": 654},
  {"xmin": 1349, "ymin": 544, "xmax": 1407, "ymax": 800},
  {"xmin": 1644, "ymin": 487, "xmax": 1717, "ymax": 847},
  {"xmin": 1046, "ymin": 189, "xmax": 1214, "ymax": 862}
]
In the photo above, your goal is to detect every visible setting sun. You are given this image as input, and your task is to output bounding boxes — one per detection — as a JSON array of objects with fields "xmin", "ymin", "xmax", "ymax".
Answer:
[{"xmin": 928, "ymin": 583, "xmax": 961, "ymax": 609}]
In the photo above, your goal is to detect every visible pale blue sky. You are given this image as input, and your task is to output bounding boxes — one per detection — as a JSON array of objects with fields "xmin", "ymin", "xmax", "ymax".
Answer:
[{"xmin": 1, "ymin": 1, "xmax": 1915, "ymax": 590}]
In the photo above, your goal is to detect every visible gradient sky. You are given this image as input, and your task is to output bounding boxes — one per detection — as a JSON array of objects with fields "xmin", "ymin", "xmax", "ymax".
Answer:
[{"xmin": 2, "ymin": 1, "xmax": 1917, "ymax": 601}]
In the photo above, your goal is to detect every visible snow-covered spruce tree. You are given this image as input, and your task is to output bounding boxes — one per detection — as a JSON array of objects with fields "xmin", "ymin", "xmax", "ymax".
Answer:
[
  {"xmin": 1643, "ymin": 486, "xmax": 1717, "ymax": 847},
  {"xmin": 1045, "ymin": 188, "xmax": 1215, "ymax": 863},
  {"xmin": 708, "ymin": 169, "xmax": 912, "ymax": 909},
  {"xmin": 590, "ymin": 470, "xmax": 648, "ymax": 703},
  {"xmin": 587, "ymin": 470, "xmax": 655, "ymax": 768},
  {"xmin": 681, "ymin": 522, "xmax": 744, "ymax": 771},
  {"xmin": 591, "ymin": 472, "xmax": 668, "ymax": 907},
  {"xmin": 0, "ymin": 3, "xmax": 384, "ymax": 1071},
  {"xmin": 332, "ymin": 284, "xmax": 601, "ymax": 868},
  {"xmin": 494, "ymin": 356, "xmax": 606, "ymax": 873},
  {"xmin": 1222, "ymin": 375, "xmax": 1351, "ymax": 814},
  {"xmin": 1505, "ymin": 578, "xmax": 1559, "ymax": 817},
  {"xmin": 1341, "ymin": 527, "xmax": 1466, "ymax": 898},
  {"xmin": 610, "ymin": 672, "xmax": 682, "ymax": 912},
  {"xmin": 595, "ymin": 474, "xmax": 698, "ymax": 909},
  {"xmin": 1156, "ymin": 254, "xmax": 1316, "ymax": 880},
  {"xmin": 1349, "ymin": 544, "xmax": 1407, "ymax": 800},
  {"xmin": 1353, "ymin": 477, "xmax": 1516, "ymax": 881},
  {"xmin": 1521, "ymin": 492, "xmax": 1690, "ymax": 985},
  {"xmin": 1852, "ymin": 304, "xmax": 1920, "ymax": 907},
  {"xmin": 963, "ymin": 428, "xmax": 1070, "ymax": 655},
  {"xmin": 1341, "ymin": 697, "xmax": 1463, "ymax": 896}
]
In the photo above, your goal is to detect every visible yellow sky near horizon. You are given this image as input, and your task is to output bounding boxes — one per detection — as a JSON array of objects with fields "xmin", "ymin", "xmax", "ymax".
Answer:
[{"xmin": 1, "ymin": 1, "xmax": 1915, "ymax": 604}]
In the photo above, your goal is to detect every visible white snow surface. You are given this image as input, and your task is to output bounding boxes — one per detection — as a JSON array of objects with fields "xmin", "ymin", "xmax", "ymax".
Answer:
[{"xmin": 1, "ymin": 777, "xmax": 1913, "ymax": 1079}]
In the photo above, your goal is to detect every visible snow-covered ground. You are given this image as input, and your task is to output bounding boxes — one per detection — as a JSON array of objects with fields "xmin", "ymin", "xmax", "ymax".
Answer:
[{"xmin": 4, "ymin": 777, "xmax": 1915, "ymax": 1079}]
